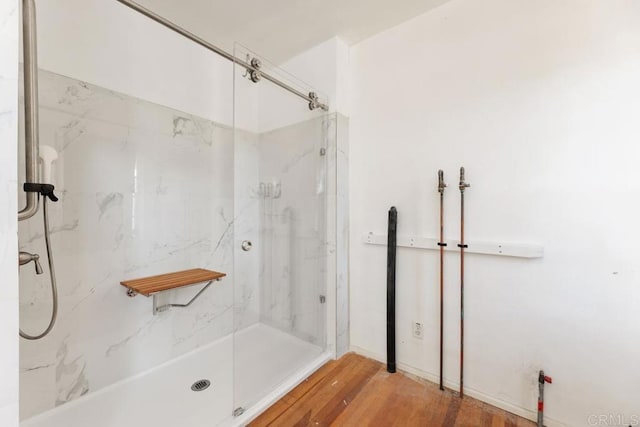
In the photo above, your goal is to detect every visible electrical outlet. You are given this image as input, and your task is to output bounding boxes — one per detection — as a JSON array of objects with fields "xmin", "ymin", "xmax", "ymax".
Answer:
[{"xmin": 412, "ymin": 322, "xmax": 423, "ymax": 339}]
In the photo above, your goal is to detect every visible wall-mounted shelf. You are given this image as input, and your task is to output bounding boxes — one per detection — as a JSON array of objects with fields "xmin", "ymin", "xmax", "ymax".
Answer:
[
  {"xmin": 121, "ymin": 268, "xmax": 226, "ymax": 315},
  {"xmin": 363, "ymin": 232, "xmax": 543, "ymax": 259}
]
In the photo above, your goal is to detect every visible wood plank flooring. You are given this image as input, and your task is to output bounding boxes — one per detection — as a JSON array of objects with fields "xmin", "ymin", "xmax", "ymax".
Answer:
[{"xmin": 250, "ymin": 353, "xmax": 535, "ymax": 427}]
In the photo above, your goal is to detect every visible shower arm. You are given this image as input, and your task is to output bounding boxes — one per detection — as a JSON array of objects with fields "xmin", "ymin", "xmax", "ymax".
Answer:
[
  {"xmin": 114, "ymin": 0, "xmax": 329, "ymax": 112},
  {"xmin": 18, "ymin": 0, "xmax": 40, "ymax": 221}
]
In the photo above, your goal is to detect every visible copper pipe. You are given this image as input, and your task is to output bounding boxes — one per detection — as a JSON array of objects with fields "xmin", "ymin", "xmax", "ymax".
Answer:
[{"xmin": 458, "ymin": 167, "xmax": 470, "ymax": 398}]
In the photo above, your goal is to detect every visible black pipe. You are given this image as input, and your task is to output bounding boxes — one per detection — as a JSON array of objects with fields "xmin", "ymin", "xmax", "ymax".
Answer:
[{"xmin": 387, "ymin": 206, "xmax": 397, "ymax": 373}]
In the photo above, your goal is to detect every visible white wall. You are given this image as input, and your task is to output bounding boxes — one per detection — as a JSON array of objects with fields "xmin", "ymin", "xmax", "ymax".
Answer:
[
  {"xmin": 35, "ymin": 0, "xmax": 261, "ymax": 131},
  {"xmin": 348, "ymin": 1, "xmax": 640, "ymax": 426},
  {"xmin": 35, "ymin": 1, "xmax": 349, "ymax": 134},
  {"xmin": 278, "ymin": 37, "xmax": 350, "ymax": 115},
  {"xmin": 0, "ymin": 0, "xmax": 20, "ymax": 426},
  {"xmin": 256, "ymin": 37, "xmax": 350, "ymax": 133}
]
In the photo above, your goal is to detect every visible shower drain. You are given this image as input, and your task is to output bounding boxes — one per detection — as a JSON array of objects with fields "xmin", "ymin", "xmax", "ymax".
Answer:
[{"xmin": 190, "ymin": 379, "xmax": 211, "ymax": 392}]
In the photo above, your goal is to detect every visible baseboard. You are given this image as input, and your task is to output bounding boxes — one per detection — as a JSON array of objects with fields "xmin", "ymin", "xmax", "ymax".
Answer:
[{"xmin": 349, "ymin": 345, "xmax": 567, "ymax": 427}]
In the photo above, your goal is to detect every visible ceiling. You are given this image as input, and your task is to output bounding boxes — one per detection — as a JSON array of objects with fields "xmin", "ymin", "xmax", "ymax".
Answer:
[{"xmin": 136, "ymin": 0, "xmax": 452, "ymax": 63}]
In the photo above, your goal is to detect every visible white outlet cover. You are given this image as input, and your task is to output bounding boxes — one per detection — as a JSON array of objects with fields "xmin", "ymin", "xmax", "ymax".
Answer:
[{"xmin": 412, "ymin": 322, "xmax": 423, "ymax": 339}]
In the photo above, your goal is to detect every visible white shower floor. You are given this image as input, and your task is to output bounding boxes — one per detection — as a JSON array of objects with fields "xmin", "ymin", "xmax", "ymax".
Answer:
[
  {"xmin": 234, "ymin": 324, "xmax": 325, "ymax": 411},
  {"xmin": 21, "ymin": 323, "xmax": 328, "ymax": 427}
]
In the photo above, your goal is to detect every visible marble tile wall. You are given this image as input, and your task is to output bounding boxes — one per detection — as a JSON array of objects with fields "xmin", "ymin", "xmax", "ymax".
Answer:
[
  {"xmin": 18, "ymin": 70, "xmax": 240, "ymax": 420},
  {"xmin": 0, "ymin": 1, "xmax": 20, "ymax": 426},
  {"xmin": 233, "ymin": 129, "xmax": 261, "ymax": 331},
  {"xmin": 320, "ymin": 112, "xmax": 349, "ymax": 358},
  {"xmin": 335, "ymin": 114, "xmax": 349, "ymax": 357},
  {"xmin": 18, "ymin": 70, "xmax": 348, "ymax": 421},
  {"xmin": 255, "ymin": 114, "xmax": 344, "ymax": 348}
]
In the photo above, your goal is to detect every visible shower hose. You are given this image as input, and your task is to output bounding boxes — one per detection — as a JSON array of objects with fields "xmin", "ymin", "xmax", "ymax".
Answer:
[{"xmin": 20, "ymin": 197, "xmax": 58, "ymax": 340}]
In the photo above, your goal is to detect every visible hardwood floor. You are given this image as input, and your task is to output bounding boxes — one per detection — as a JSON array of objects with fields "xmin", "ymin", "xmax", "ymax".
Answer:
[{"xmin": 249, "ymin": 353, "xmax": 535, "ymax": 427}]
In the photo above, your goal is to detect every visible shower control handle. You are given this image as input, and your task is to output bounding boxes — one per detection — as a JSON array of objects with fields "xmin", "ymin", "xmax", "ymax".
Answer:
[
  {"xmin": 241, "ymin": 241, "xmax": 253, "ymax": 252},
  {"xmin": 19, "ymin": 251, "xmax": 44, "ymax": 275}
]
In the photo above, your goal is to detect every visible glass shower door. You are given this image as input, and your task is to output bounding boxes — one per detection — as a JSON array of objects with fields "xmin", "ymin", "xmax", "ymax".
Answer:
[{"xmin": 232, "ymin": 44, "xmax": 329, "ymax": 416}]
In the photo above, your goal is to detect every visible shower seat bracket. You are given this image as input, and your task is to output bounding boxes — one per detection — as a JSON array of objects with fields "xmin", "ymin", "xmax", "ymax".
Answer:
[
  {"xmin": 151, "ymin": 280, "xmax": 217, "ymax": 315},
  {"xmin": 120, "ymin": 268, "xmax": 226, "ymax": 315}
]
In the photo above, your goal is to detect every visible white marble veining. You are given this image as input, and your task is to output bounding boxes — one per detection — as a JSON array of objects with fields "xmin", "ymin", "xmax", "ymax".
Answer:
[
  {"xmin": 19, "ymin": 70, "xmax": 346, "ymax": 422},
  {"xmin": 240, "ymin": 113, "xmax": 349, "ymax": 358},
  {"xmin": 334, "ymin": 114, "xmax": 350, "ymax": 357},
  {"xmin": 256, "ymin": 116, "xmax": 331, "ymax": 346},
  {"xmin": 18, "ymin": 70, "xmax": 236, "ymax": 420},
  {"xmin": 232, "ymin": 128, "xmax": 261, "ymax": 331},
  {"xmin": 0, "ymin": 1, "xmax": 20, "ymax": 426},
  {"xmin": 22, "ymin": 323, "xmax": 326, "ymax": 427},
  {"xmin": 229, "ymin": 111, "xmax": 347, "ymax": 412}
]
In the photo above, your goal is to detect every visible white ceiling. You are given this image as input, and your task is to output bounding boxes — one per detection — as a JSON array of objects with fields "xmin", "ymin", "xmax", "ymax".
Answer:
[{"xmin": 136, "ymin": 0, "xmax": 451, "ymax": 63}]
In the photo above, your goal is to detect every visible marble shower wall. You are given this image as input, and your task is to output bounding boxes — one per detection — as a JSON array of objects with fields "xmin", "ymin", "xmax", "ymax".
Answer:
[
  {"xmin": 233, "ymin": 112, "xmax": 348, "ymax": 357},
  {"xmin": 18, "ymin": 70, "xmax": 244, "ymax": 420},
  {"xmin": 233, "ymin": 128, "xmax": 261, "ymax": 331},
  {"xmin": 319, "ymin": 112, "xmax": 349, "ymax": 358},
  {"xmin": 333, "ymin": 114, "xmax": 349, "ymax": 357},
  {"xmin": 18, "ymin": 70, "xmax": 348, "ymax": 420},
  {"xmin": 256, "ymin": 114, "xmax": 341, "ymax": 347}
]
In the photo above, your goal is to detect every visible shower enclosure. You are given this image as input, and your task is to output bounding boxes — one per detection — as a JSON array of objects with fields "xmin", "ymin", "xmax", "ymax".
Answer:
[
  {"xmin": 17, "ymin": 1, "xmax": 338, "ymax": 426},
  {"xmin": 232, "ymin": 45, "xmax": 332, "ymax": 416}
]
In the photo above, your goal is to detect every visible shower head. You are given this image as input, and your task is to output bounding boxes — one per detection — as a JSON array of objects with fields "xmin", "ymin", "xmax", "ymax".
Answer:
[{"xmin": 39, "ymin": 145, "xmax": 58, "ymax": 185}]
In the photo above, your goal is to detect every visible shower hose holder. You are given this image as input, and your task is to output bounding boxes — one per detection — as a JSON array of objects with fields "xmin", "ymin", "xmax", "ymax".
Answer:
[{"xmin": 23, "ymin": 182, "xmax": 59, "ymax": 202}]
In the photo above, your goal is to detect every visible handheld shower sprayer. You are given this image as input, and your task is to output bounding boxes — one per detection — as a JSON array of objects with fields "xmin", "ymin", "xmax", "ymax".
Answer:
[
  {"xmin": 18, "ymin": 145, "xmax": 60, "ymax": 340},
  {"xmin": 39, "ymin": 145, "xmax": 58, "ymax": 185},
  {"xmin": 18, "ymin": 0, "xmax": 60, "ymax": 340}
]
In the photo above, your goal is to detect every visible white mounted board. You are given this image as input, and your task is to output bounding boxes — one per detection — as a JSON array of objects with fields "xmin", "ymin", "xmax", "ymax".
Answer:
[{"xmin": 363, "ymin": 232, "xmax": 543, "ymax": 259}]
